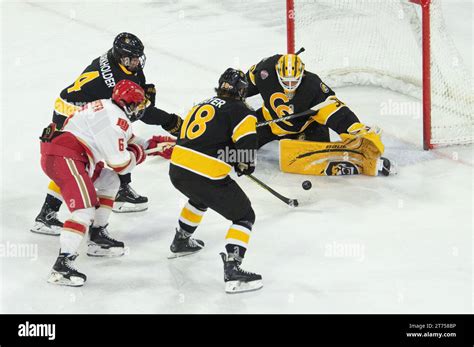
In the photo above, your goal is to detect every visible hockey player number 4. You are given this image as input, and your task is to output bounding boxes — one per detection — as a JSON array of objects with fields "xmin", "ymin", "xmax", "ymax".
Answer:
[{"xmin": 67, "ymin": 71, "xmax": 100, "ymax": 93}]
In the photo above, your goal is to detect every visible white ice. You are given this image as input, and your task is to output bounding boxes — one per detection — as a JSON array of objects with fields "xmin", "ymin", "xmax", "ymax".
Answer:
[{"xmin": 0, "ymin": 0, "xmax": 472, "ymax": 313}]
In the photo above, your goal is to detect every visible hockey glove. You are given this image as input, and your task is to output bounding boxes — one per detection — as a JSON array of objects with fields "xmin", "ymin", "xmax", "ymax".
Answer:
[
  {"xmin": 144, "ymin": 83, "xmax": 156, "ymax": 107},
  {"xmin": 162, "ymin": 114, "xmax": 183, "ymax": 137},
  {"xmin": 147, "ymin": 135, "xmax": 176, "ymax": 159},
  {"xmin": 127, "ymin": 143, "xmax": 146, "ymax": 165},
  {"xmin": 235, "ymin": 162, "xmax": 255, "ymax": 177},
  {"xmin": 340, "ymin": 122, "xmax": 384, "ymax": 156}
]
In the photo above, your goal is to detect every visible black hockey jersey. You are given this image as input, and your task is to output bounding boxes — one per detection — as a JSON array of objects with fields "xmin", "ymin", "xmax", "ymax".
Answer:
[
  {"xmin": 246, "ymin": 54, "xmax": 359, "ymax": 136},
  {"xmin": 55, "ymin": 50, "xmax": 145, "ymax": 118},
  {"xmin": 170, "ymin": 96, "xmax": 257, "ymax": 180},
  {"xmin": 52, "ymin": 50, "xmax": 177, "ymax": 132}
]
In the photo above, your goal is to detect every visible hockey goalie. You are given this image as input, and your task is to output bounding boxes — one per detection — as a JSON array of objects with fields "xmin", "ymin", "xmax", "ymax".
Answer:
[{"xmin": 245, "ymin": 52, "xmax": 392, "ymax": 176}]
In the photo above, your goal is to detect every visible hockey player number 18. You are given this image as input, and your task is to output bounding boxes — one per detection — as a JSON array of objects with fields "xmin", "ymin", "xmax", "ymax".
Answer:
[{"xmin": 180, "ymin": 104, "xmax": 216, "ymax": 140}]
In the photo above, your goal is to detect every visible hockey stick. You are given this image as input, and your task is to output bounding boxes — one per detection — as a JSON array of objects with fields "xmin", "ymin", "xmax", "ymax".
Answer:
[
  {"xmin": 256, "ymin": 98, "xmax": 337, "ymax": 128},
  {"xmin": 144, "ymin": 142, "xmax": 175, "ymax": 155},
  {"xmin": 246, "ymin": 174, "xmax": 299, "ymax": 208}
]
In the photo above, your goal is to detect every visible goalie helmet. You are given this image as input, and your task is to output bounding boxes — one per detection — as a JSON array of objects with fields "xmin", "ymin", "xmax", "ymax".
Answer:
[
  {"xmin": 112, "ymin": 79, "xmax": 146, "ymax": 122},
  {"xmin": 112, "ymin": 32, "xmax": 146, "ymax": 72},
  {"xmin": 275, "ymin": 54, "xmax": 305, "ymax": 98},
  {"xmin": 216, "ymin": 68, "xmax": 248, "ymax": 100}
]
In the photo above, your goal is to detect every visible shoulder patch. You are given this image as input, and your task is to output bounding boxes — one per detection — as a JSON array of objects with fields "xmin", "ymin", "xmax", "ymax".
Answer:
[{"xmin": 116, "ymin": 118, "xmax": 129, "ymax": 132}]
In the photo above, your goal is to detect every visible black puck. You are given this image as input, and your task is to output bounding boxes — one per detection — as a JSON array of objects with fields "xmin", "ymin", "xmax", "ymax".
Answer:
[{"xmin": 302, "ymin": 180, "xmax": 312, "ymax": 190}]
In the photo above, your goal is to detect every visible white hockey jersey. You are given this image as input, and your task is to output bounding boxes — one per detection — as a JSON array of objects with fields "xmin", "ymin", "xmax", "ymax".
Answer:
[{"xmin": 63, "ymin": 99, "xmax": 146, "ymax": 176}]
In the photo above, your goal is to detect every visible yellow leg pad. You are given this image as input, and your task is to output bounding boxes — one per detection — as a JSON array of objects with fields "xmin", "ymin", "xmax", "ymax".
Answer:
[
  {"xmin": 225, "ymin": 228, "xmax": 250, "ymax": 244},
  {"xmin": 48, "ymin": 181, "xmax": 62, "ymax": 194},
  {"xmin": 279, "ymin": 138, "xmax": 380, "ymax": 176},
  {"xmin": 180, "ymin": 207, "xmax": 204, "ymax": 225}
]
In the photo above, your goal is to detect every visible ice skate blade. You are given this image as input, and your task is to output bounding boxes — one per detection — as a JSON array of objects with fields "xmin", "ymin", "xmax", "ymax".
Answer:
[
  {"xmin": 167, "ymin": 249, "xmax": 202, "ymax": 259},
  {"xmin": 86, "ymin": 244, "xmax": 126, "ymax": 257},
  {"xmin": 112, "ymin": 202, "xmax": 148, "ymax": 213},
  {"xmin": 47, "ymin": 271, "xmax": 85, "ymax": 287},
  {"xmin": 30, "ymin": 222, "xmax": 61, "ymax": 236},
  {"xmin": 225, "ymin": 280, "xmax": 263, "ymax": 294}
]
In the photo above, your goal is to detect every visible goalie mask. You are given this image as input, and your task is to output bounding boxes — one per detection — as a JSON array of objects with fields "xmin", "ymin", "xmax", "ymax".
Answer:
[{"xmin": 275, "ymin": 54, "xmax": 305, "ymax": 98}]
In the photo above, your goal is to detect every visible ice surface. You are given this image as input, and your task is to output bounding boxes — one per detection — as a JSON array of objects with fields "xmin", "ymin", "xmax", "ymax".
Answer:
[{"xmin": 0, "ymin": 0, "xmax": 472, "ymax": 313}]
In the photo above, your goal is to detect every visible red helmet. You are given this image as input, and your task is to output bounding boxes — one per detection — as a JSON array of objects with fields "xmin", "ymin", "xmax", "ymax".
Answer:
[{"xmin": 112, "ymin": 79, "xmax": 146, "ymax": 121}]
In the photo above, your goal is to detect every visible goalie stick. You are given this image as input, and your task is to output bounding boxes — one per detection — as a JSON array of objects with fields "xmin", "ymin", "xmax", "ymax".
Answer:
[
  {"xmin": 256, "ymin": 98, "xmax": 337, "ymax": 128},
  {"xmin": 246, "ymin": 174, "xmax": 299, "ymax": 207}
]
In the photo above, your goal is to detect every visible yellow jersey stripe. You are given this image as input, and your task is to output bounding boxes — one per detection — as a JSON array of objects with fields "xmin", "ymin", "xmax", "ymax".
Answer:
[
  {"xmin": 48, "ymin": 181, "xmax": 62, "ymax": 194},
  {"xmin": 312, "ymin": 98, "xmax": 346, "ymax": 125},
  {"xmin": 118, "ymin": 63, "xmax": 133, "ymax": 75},
  {"xmin": 171, "ymin": 145, "xmax": 232, "ymax": 180},
  {"xmin": 54, "ymin": 97, "xmax": 82, "ymax": 117},
  {"xmin": 180, "ymin": 207, "xmax": 204, "ymax": 224},
  {"xmin": 248, "ymin": 65, "xmax": 257, "ymax": 85},
  {"xmin": 225, "ymin": 228, "xmax": 250, "ymax": 244},
  {"xmin": 232, "ymin": 115, "xmax": 257, "ymax": 143}
]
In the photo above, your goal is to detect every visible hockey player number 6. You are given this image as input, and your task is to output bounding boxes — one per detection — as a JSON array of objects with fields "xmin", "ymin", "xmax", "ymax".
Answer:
[{"xmin": 180, "ymin": 104, "xmax": 216, "ymax": 140}]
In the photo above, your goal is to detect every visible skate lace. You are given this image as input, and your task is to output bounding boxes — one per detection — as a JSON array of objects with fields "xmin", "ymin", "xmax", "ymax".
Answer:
[
  {"xmin": 236, "ymin": 264, "xmax": 255, "ymax": 276},
  {"xmin": 188, "ymin": 238, "xmax": 200, "ymax": 247},
  {"xmin": 100, "ymin": 228, "xmax": 118, "ymax": 242},
  {"xmin": 45, "ymin": 211, "xmax": 59, "ymax": 222},
  {"xmin": 64, "ymin": 257, "xmax": 78, "ymax": 272},
  {"xmin": 126, "ymin": 185, "xmax": 140, "ymax": 198}
]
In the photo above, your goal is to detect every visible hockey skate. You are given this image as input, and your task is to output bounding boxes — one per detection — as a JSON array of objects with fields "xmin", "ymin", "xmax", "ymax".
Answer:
[
  {"xmin": 47, "ymin": 253, "xmax": 86, "ymax": 287},
  {"xmin": 31, "ymin": 204, "xmax": 63, "ymax": 236},
  {"xmin": 168, "ymin": 229, "xmax": 205, "ymax": 259},
  {"xmin": 220, "ymin": 253, "xmax": 263, "ymax": 294},
  {"xmin": 378, "ymin": 157, "xmax": 396, "ymax": 176},
  {"xmin": 87, "ymin": 225, "xmax": 125, "ymax": 257},
  {"xmin": 112, "ymin": 183, "xmax": 148, "ymax": 213}
]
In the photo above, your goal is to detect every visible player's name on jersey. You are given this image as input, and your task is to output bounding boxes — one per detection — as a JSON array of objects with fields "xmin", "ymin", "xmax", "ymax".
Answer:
[
  {"xmin": 199, "ymin": 97, "xmax": 226, "ymax": 108},
  {"xmin": 99, "ymin": 53, "xmax": 116, "ymax": 88}
]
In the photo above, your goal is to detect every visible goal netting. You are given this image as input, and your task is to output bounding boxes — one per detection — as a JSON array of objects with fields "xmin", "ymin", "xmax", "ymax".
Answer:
[{"xmin": 290, "ymin": 0, "xmax": 472, "ymax": 148}]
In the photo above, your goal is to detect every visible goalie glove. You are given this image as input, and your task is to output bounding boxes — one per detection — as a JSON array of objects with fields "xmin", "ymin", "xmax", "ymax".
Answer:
[
  {"xmin": 340, "ymin": 122, "xmax": 384, "ymax": 156},
  {"xmin": 146, "ymin": 135, "xmax": 176, "ymax": 159}
]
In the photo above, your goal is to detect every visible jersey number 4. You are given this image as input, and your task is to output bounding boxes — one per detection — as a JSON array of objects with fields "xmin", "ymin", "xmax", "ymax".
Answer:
[
  {"xmin": 180, "ymin": 104, "xmax": 215, "ymax": 140},
  {"xmin": 67, "ymin": 71, "xmax": 100, "ymax": 93}
]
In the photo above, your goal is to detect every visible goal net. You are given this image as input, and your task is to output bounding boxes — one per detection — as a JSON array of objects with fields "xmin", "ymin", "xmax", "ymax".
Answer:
[{"xmin": 288, "ymin": 0, "xmax": 473, "ymax": 149}]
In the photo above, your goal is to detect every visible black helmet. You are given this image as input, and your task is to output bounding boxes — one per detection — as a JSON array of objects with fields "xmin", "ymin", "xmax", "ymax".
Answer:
[
  {"xmin": 112, "ymin": 32, "xmax": 146, "ymax": 72},
  {"xmin": 216, "ymin": 68, "xmax": 248, "ymax": 100}
]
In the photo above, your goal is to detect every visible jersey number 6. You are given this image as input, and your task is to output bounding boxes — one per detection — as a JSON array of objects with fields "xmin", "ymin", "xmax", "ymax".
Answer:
[{"xmin": 180, "ymin": 104, "xmax": 216, "ymax": 140}]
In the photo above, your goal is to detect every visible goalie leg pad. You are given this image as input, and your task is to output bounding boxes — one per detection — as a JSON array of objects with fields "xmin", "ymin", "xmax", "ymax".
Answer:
[{"xmin": 279, "ymin": 138, "xmax": 380, "ymax": 176}]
